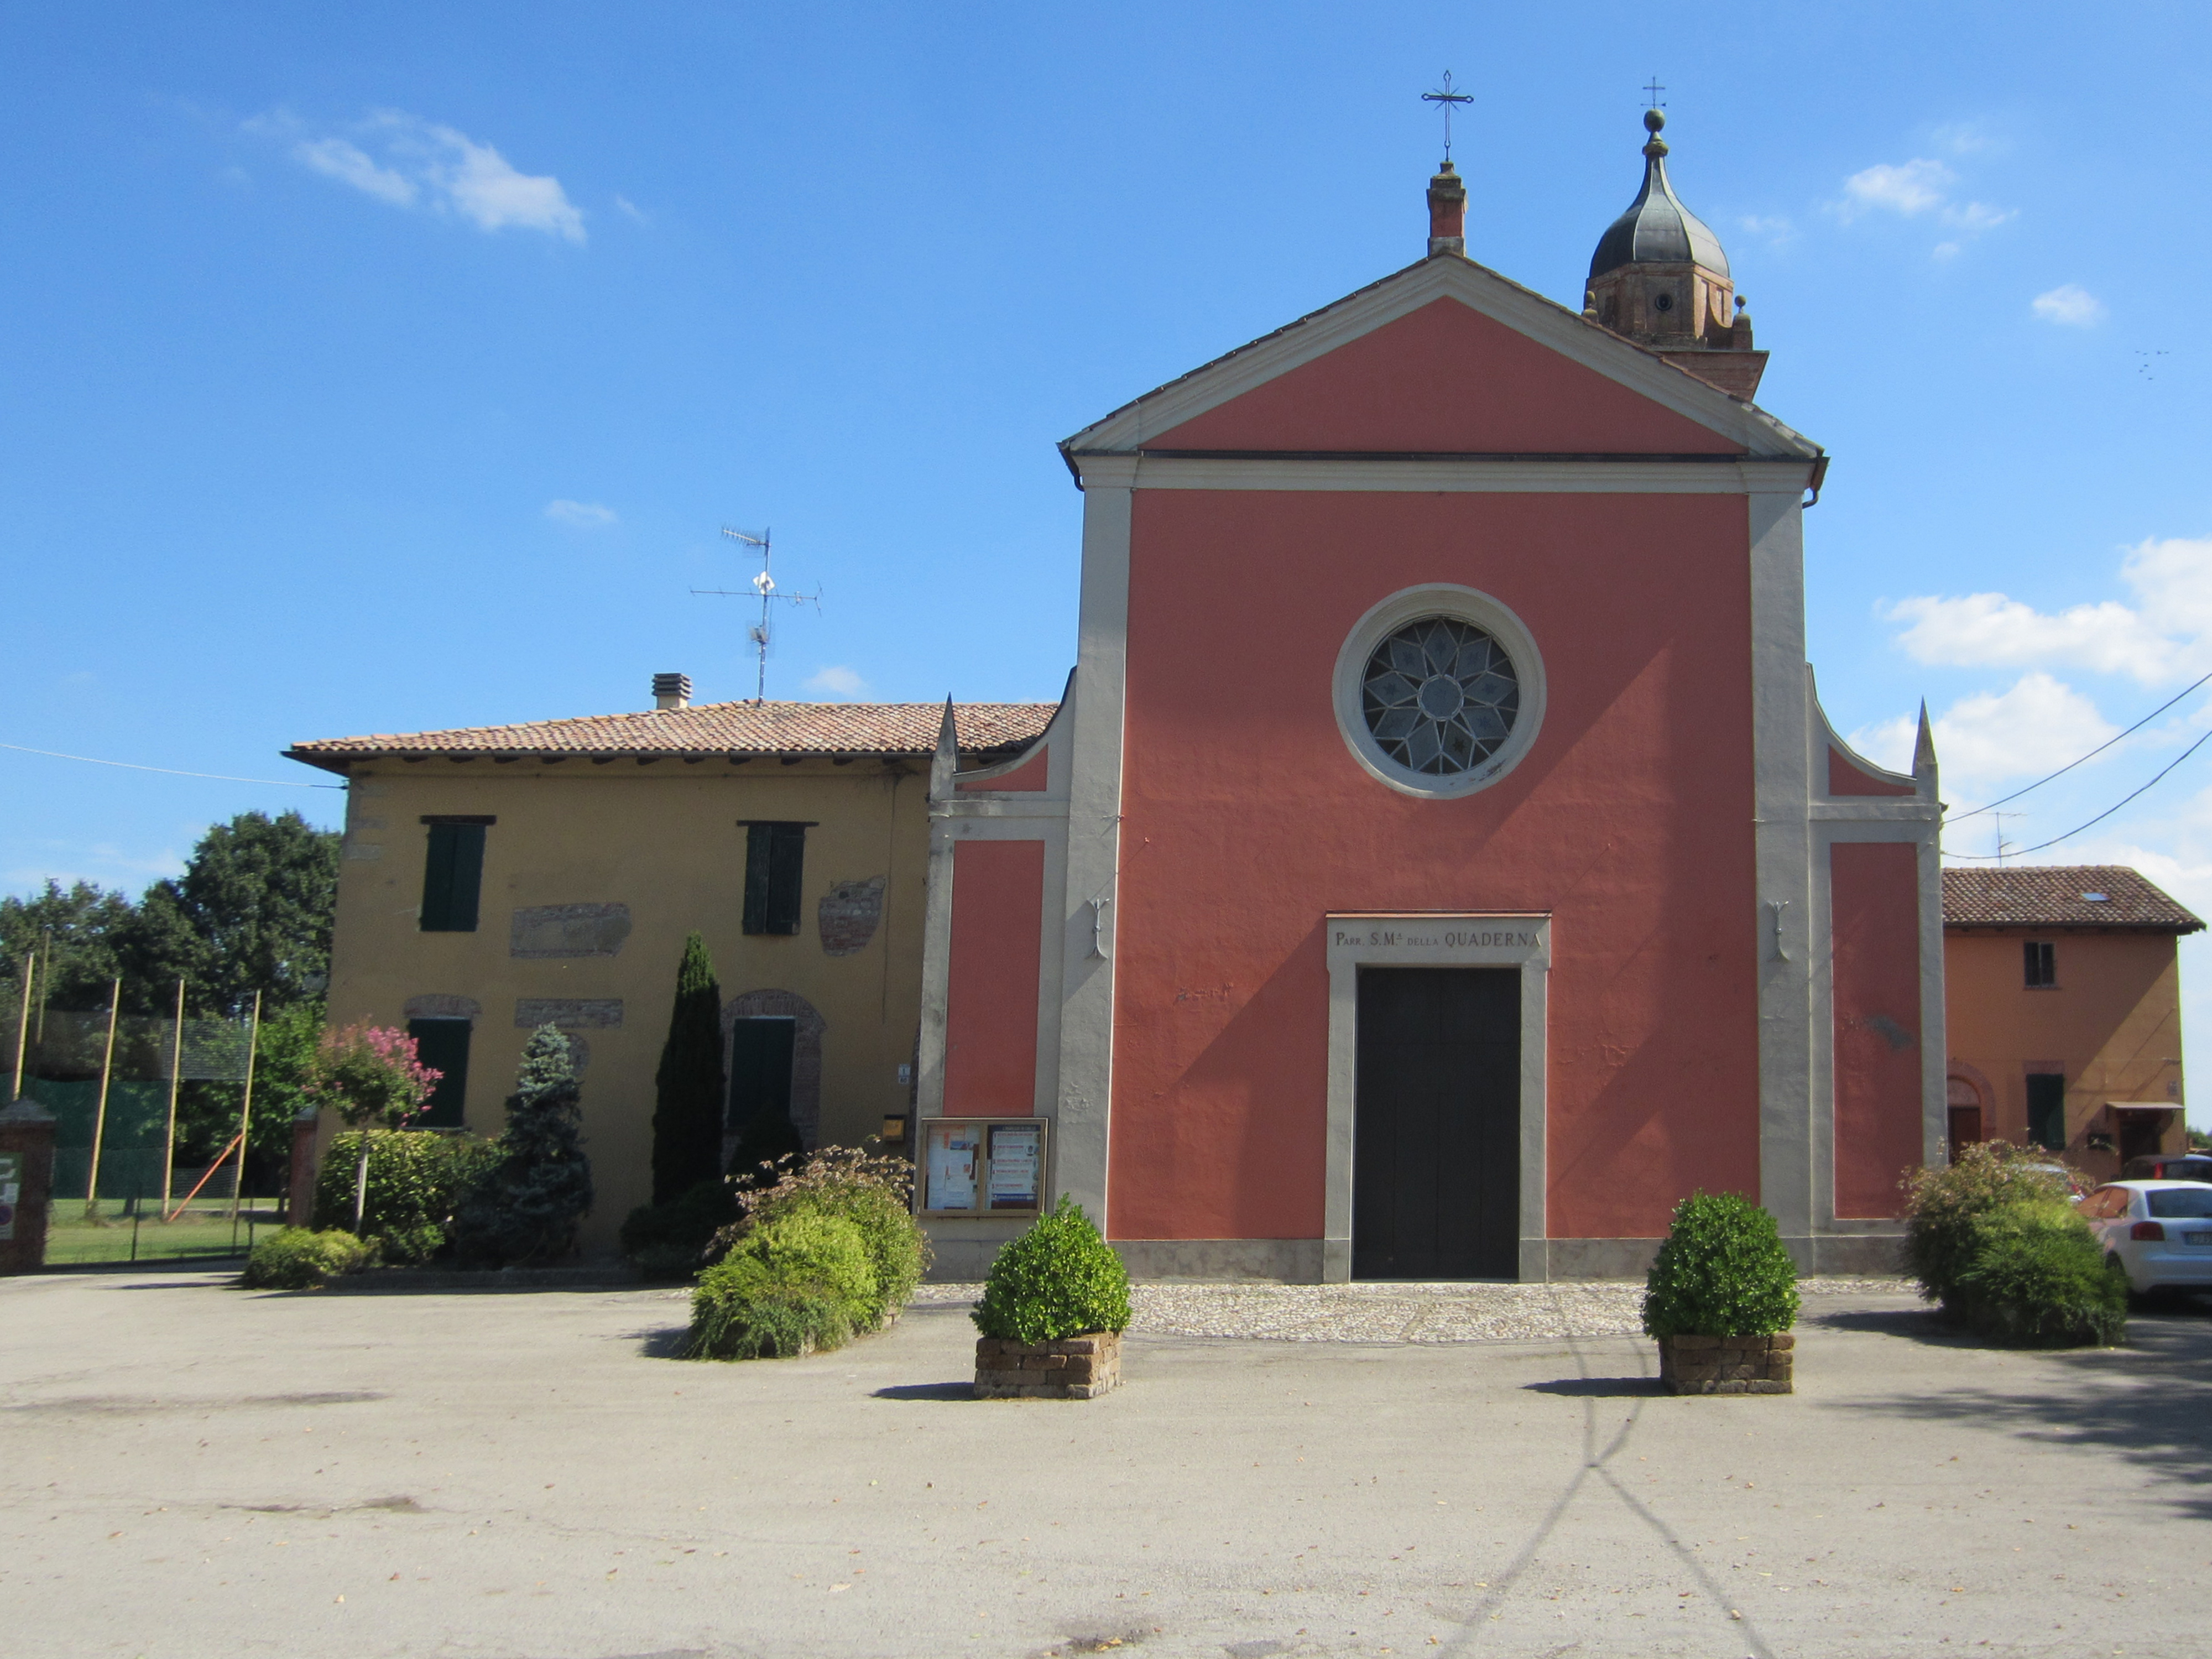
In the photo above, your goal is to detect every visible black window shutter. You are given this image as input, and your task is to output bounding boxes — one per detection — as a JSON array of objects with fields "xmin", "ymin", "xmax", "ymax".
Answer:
[
  {"xmin": 726, "ymin": 1018, "xmax": 797, "ymax": 1129},
  {"xmin": 420, "ymin": 823, "xmax": 485, "ymax": 932},
  {"xmin": 743, "ymin": 825, "xmax": 774, "ymax": 934},
  {"xmin": 742, "ymin": 823, "xmax": 807, "ymax": 935},
  {"xmin": 768, "ymin": 823, "xmax": 806, "ymax": 934},
  {"xmin": 2026, "ymin": 1072, "xmax": 2067, "ymax": 1151},
  {"xmin": 408, "ymin": 1018, "xmax": 471, "ymax": 1128}
]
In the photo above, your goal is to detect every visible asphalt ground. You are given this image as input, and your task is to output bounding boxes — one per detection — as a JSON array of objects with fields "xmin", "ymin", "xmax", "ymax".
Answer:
[{"xmin": 2, "ymin": 1267, "xmax": 2206, "ymax": 1659}]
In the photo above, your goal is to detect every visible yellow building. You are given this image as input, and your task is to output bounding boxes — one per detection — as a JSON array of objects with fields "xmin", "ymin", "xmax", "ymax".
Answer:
[
  {"xmin": 1943, "ymin": 865, "xmax": 2201, "ymax": 1178},
  {"xmin": 286, "ymin": 680, "xmax": 1053, "ymax": 1249}
]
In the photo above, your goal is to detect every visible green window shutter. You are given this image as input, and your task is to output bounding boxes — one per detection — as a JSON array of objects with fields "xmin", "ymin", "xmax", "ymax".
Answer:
[
  {"xmin": 742, "ymin": 823, "xmax": 807, "ymax": 936},
  {"xmin": 767, "ymin": 823, "xmax": 806, "ymax": 935},
  {"xmin": 726, "ymin": 1016, "xmax": 797, "ymax": 1129},
  {"xmin": 743, "ymin": 825, "xmax": 774, "ymax": 935},
  {"xmin": 420, "ymin": 822, "xmax": 486, "ymax": 932},
  {"xmin": 407, "ymin": 1018, "xmax": 471, "ymax": 1129},
  {"xmin": 2026, "ymin": 1073, "xmax": 2067, "ymax": 1151}
]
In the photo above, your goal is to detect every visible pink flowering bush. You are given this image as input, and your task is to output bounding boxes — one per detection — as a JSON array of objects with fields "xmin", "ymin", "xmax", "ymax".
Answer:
[{"xmin": 305, "ymin": 1024, "xmax": 441, "ymax": 1130}]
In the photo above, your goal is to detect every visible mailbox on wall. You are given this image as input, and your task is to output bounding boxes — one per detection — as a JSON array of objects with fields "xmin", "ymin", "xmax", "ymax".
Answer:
[{"xmin": 917, "ymin": 1118, "xmax": 1049, "ymax": 1219}]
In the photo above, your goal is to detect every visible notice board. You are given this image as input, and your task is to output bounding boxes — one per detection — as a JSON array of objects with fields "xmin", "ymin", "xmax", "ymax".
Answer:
[{"xmin": 917, "ymin": 1118, "xmax": 1049, "ymax": 1219}]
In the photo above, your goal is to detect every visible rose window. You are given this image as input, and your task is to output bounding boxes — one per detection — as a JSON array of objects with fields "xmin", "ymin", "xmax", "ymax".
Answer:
[{"xmin": 1359, "ymin": 617, "xmax": 1520, "ymax": 776}]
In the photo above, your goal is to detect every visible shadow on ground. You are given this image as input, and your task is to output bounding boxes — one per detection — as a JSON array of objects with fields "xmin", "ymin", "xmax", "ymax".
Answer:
[
  {"xmin": 1841, "ymin": 1310, "xmax": 2212, "ymax": 1519},
  {"xmin": 1521, "ymin": 1376, "xmax": 1663, "ymax": 1397}
]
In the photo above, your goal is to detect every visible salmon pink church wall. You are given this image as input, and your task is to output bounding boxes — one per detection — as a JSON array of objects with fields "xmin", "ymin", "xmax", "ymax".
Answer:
[
  {"xmin": 1829, "ymin": 842, "xmax": 1925, "ymax": 1218},
  {"xmin": 943, "ymin": 839, "xmax": 1044, "ymax": 1116},
  {"xmin": 1105, "ymin": 488, "xmax": 1763, "ymax": 1244}
]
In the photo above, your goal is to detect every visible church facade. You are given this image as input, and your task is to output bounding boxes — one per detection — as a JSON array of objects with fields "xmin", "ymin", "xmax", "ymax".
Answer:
[{"xmin": 918, "ymin": 114, "xmax": 1945, "ymax": 1281}]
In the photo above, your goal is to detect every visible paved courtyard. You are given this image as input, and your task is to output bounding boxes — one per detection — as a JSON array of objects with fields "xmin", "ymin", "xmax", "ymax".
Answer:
[{"xmin": 3, "ymin": 1266, "xmax": 2206, "ymax": 1658}]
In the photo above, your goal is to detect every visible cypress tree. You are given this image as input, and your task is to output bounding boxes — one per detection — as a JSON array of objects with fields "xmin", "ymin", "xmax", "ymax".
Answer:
[
  {"xmin": 651, "ymin": 932, "xmax": 726, "ymax": 1203},
  {"xmin": 450, "ymin": 1024, "xmax": 595, "ymax": 1266}
]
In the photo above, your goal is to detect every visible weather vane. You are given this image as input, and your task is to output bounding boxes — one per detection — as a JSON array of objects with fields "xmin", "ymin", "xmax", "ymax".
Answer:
[
  {"xmin": 691, "ymin": 526, "xmax": 821, "ymax": 703},
  {"xmin": 1643, "ymin": 77, "xmax": 1667, "ymax": 110},
  {"xmin": 1422, "ymin": 70, "xmax": 1473, "ymax": 160}
]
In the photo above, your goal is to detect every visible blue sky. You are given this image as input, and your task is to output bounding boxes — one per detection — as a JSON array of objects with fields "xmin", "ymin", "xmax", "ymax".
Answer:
[{"xmin": 6, "ymin": 2, "xmax": 2211, "ymax": 1118}]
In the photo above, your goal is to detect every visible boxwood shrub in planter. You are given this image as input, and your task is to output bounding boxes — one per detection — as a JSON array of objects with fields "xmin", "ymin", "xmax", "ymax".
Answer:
[
  {"xmin": 972, "ymin": 1197, "xmax": 1131, "ymax": 1399},
  {"xmin": 1642, "ymin": 1192, "xmax": 1801, "ymax": 1394}
]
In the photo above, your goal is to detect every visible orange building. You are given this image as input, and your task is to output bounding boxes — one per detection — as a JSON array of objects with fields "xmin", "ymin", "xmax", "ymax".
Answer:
[{"xmin": 1943, "ymin": 866, "xmax": 2200, "ymax": 1179}]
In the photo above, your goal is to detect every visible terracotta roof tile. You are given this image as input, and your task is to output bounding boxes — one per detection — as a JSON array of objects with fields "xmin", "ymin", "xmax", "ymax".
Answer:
[
  {"xmin": 286, "ymin": 700, "xmax": 1057, "ymax": 773},
  {"xmin": 1941, "ymin": 865, "xmax": 2203, "ymax": 933}
]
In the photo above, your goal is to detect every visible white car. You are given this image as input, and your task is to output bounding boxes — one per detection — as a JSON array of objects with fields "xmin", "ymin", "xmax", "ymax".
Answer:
[{"xmin": 2077, "ymin": 1180, "xmax": 2212, "ymax": 1296}]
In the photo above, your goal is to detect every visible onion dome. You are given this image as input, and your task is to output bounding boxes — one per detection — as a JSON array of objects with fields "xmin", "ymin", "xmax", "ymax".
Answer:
[{"xmin": 1589, "ymin": 109, "xmax": 1728, "ymax": 281}]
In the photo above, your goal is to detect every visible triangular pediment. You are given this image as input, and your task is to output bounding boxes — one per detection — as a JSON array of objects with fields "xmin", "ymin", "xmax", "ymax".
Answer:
[{"xmin": 1062, "ymin": 256, "xmax": 1819, "ymax": 461}]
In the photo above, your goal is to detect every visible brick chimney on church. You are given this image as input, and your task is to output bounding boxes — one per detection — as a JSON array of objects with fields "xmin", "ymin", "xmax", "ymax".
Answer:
[{"xmin": 1427, "ymin": 161, "xmax": 1466, "ymax": 258}]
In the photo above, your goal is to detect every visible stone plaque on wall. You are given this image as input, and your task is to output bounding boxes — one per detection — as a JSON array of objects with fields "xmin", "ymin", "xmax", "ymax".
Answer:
[
  {"xmin": 510, "ymin": 903, "xmax": 633, "ymax": 959},
  {"xmin": 514, "ymin": 998, "xmax": 623, "ymax": 1029},
  {"xmin": 817, "ymin": 877, "xmax": 886, "ymax": 957}
]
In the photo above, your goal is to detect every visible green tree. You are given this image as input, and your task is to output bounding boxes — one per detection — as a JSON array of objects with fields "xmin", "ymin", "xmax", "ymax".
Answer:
[
  {"xmin": 651, "ymin": 932, "xmax": 726, "ymax": 1204},
  {"xmin": 304, "ymin": 1022, "xmax": 441, "ymax": 1230},
  {"xmin": 449, "ymin": 1024, "xmax": 595, "ymax": 1266},
  {"xmin": 0, "ymin": 879, "xmax": 135, "ymax": 1011},
  {"xmin": 116, "ymin": 810, "xmax": 338, "ymax": 1016}
]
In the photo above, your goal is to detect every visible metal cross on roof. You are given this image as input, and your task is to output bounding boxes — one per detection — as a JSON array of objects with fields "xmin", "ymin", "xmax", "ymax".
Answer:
[
  {"xmin": 1643, "ymin": 77, "xmax": 1667, "ymax": 109},
  {"xmin": 1422, "ymin": 70, "xmax": 1473, "ymax": 160}
]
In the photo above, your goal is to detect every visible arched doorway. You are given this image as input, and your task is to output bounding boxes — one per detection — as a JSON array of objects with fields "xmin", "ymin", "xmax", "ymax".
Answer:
[
  {"xmin": 721, "ymin": 989, "xmax": 826, "ymax": 1164},
  {"xmin": 1945, "ymin": 1073, "xmax": 1985, "ymax": 1165}
]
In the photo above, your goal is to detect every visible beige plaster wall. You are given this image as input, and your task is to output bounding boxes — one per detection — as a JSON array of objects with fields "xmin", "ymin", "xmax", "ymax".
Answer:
[
  {"xmin": 1943, "ymin": 928, "xmax": 2185, "ymax": 1180},
  {"xmin": 322, "ymin": 759, "xmax": 930, "ymax": 1249}
]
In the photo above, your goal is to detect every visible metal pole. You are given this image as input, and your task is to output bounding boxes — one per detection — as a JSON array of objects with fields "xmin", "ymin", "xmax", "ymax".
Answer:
[
  {"xmin": 6, "ymin": 954, "xmax": 31, "ymax": 1103},
  {"xmin": 228, "ymin": 991, "xmax": 262, "ymax": 1222},
  {"xmin": 86, "ymin": 977, "xmax": 121, "ymax": 1215},
  {"xmin": 160, "ymin": 979, "xmax": 185, "ymax": 1218}
]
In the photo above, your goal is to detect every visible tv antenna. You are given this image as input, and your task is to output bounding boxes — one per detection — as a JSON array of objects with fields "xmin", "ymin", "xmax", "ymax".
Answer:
[{"xmin": 691, "ymin": 526, "xmax": 821, "ymax": 703}]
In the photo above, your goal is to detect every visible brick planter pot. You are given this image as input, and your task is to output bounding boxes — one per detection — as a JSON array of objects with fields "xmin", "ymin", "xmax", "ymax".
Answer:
[
  {"xmin": 974, "ymin": 1331, "xmax": 1121, "ymax": 1399},
  {"xmin": 1657, "ymin": 1332, "xmax": 1794, "ymax": 1394}
]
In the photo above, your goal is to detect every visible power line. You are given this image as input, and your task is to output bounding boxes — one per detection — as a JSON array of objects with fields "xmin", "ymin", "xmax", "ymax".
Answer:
[
  {"xmin": 0, "ymin": 741, "xmax": 341, "ymax": 790},
  {"xmin": 1944, "ymin": 727, "xmax": 2212, "ymax": 860},
  {"xmin": 1948, "ymin": 666, "xmax": 2212, "ymax": 821}
]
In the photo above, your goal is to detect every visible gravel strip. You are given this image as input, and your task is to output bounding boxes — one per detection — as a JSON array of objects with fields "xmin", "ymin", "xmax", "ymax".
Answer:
[{"xmin": 911, "ymin": 1275, "xmax": 1917, "ymax": 1345}]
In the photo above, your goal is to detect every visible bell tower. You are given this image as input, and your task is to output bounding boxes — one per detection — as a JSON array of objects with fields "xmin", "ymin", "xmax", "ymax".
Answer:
[{"xmin": 1583, "ymin": 109, "xmax": 1767, "ymax": 399}]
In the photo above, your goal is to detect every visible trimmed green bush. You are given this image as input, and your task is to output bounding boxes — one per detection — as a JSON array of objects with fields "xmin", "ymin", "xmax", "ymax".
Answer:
[
  {"xmin": 684, "ymin": 1212, "xmax": 879, "ymax": 1360},
  {"xmin": 241, "ymin": 1227, "xmax": 374, "ymax": 1289},
  {"xmin": 716, "ymin": 1146, "xmax": 930, "ymax": 1329},
  {"xmin": 1903, "ymin": 1140, "xmax": 2081, "ymax": 1316},
  {"xmin": 1642, "ymin": 1192, "xmax": 1800, "ymax": 1339},
  {"xmin": 973, "ymin": 1196, "xmax": 1131, "ymax": 1344},
  {"xmin": 312, "ymin": 1129, "xmax": 498, "ymax": 1264},
  {"xmin": 1953, "ymin": 1199, "xmax": 2126, "ymax": 1347},
  {"xmin": 620, "ymin": 1179, "xmax": 738, "ymax": 1280}
]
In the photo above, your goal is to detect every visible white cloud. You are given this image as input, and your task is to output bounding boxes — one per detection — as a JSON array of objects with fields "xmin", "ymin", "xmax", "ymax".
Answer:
[
  {"xmin": 544, "ymin": 499, "xmax": 617, "ymax": 529},
  {"xmin": 258, "ymin": 109, "xmax": 586, "ymax": 242},
  {"xmin": 804, "ymin": 666, "xmax": 869, "ymax": 700},
  {"xmin": 294, "ymin": 136, "xmax": 415, "ymax": 205},
  {"xmin": 2032, "ymin": 284, "xmax": 2106, "ymax": 327},
  {"xmin": 613, "ymin": 194, "xmax": 648, "ymax": 223},
  {"xmin": 1880, "ymin": 536, "xmax": 2212, "ymax": 687},
  {"xmin": 1853, "ymin": 672, "xmax": 2118, "ymax": 796},
  {"xmin": 1843, "ymin": 159, "xmax": 1953, "ymax": 217},
  {"xmin": 1836, "ymin": 155, "xmax": 2011, "ymax": 253}
]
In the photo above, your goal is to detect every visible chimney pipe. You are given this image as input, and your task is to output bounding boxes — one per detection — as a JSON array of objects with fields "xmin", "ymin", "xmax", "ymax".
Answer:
[
  {"xmin": 1427, "ymin": 160, "xmax": 1466, "ymax": 258},
  {"xmin": 653, "ymin": 672, "xmax": 692, "ymax": 711}
]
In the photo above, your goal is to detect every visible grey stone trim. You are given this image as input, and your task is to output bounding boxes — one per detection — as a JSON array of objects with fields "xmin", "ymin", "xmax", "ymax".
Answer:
[
  {"xmin": 509, "ymin": 902, "xmax": 632, "ymax": 959},
  {"xmin": 403, "ymin": 994, "xmax": 480, "ymax": 1022},
  {"xmin": 1112, "ymin": 1239, "xmax": 1329, "ymax": 1283},
  {"xmin": 1808, "ymin": 1233, "xmax": 1906, "ymax": 1276},
  {"xmin": 1324, "ymin": 915, "xmax": 1551, "ymax": 1284},
  {"xmin": 1545, "ymin": 1238, "xmax": 1665, "ymax": 1280},
  {"xmin": 514, "ymin": 998, "xmax": 622, "ymax": 1029}
]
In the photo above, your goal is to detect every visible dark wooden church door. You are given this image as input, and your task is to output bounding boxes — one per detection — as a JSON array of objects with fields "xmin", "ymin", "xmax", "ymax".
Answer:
[{"xmin": 1353, "ymin": 967, "xmax": 1520, "ymax": 1280}]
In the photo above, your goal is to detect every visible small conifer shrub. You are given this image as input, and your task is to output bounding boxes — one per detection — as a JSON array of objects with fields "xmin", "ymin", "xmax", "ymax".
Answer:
[
  {"xmin": 448, "ymin": 1025, "xmax": 595, "ymax": 1267},
  {"xmin": 241, "ymin": 1227, "xmax": 374, "ymax": 1290},
  {"xmin": 1642, "ymin": 1192, "xmax": 1800, "ymax": 1339},
  {"xmin": 973, "ymin": 1196, "xmax": 1132, "ymax": 1345},
  {"xmin": 684, "ymin": 1212, "xmax": 879, "ymax": 1360}
]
